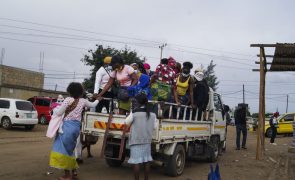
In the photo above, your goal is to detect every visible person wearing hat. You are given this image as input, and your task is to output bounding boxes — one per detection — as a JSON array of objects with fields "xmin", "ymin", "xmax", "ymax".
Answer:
[
  {"xmin": 143, "ymin": 63, "xmax": 154, "ymax": 77},
  {"xmin": 98, "ymin": 56, "xmax": 138, "ymax": 115},
  {"xmin": 94, "ymin": 56, "xmax": 114, "ymax": 113},
  {"xmin": 192, "ymin": 71, "xmax": 209, "ymax": 120},
  {"xmin": 270, "ymin": 112, "xmax": 279, "ymax": 145}
]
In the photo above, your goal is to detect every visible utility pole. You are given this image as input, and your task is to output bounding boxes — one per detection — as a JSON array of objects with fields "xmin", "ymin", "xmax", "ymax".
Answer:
[
  {"xmin": 159, "ymin": 43, "xmax": 167, "ymax": 60},
  {"xmin": 286, "ymin": 94, "xmax": 289, "ymax": 113},
  {"xmin": 0, "ymin": 48, "xmax": 5, "ymax": 65},
  {"xmin": 243, "ymin": 84, "xmax": 245, "ymax": 103},
  {"xmin": 73, "ymin": 72, "xmax": 76, "ymax": 82},
  {"xmin": 55, "ymin": 84, "xmax": 57, "ymax": 91}
]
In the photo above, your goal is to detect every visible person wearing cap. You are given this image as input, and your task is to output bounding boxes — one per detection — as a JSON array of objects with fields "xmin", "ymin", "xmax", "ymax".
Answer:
[
  {"xmin": 173, "ymin": 62, "xmax": 194, "ymax": 119},
  {"xmin": 98, "ymin": 56, "xmax": 138, "ymax": 115},
  {"xmin": 143, "ymin": 63, "xmax": 154, "ymax": 77},
  {"xmin": 270, "ymin": 112, "xmax": 279, "ymax": 145},
  {"xmin": 94, "ymin": 56, "xmax": 113, "ymax": 113},
  {"xmin": 193, "ymin": 71, "xmax": 209, "ymax": 120}
]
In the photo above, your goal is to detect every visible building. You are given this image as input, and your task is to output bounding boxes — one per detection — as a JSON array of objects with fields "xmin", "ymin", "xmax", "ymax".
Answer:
[{"xmin": 0, "ymin": 65, "xmax": 67, "ymax": 100}]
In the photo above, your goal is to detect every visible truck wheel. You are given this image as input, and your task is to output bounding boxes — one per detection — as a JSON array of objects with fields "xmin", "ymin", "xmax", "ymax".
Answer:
[
  {"xmin": 266, "ymin": 128, "xmax": 272, "ymax": 138},
  {"xmin": 207, "ymin": 138, "xmax": 219, "ymax": 162},
  {"xmin": 105, "ymin": 145, "xmax": 125, "ymax": 167},
  {"xmin": 165, "ymin": 144, "xmax": 186, "ymax": 177},
  {"xmin": 39, "ymin": 115, "xmax": 47, "ymax": 125},
  {"xmin": 2, "ymin": 117, "xmax": 12, "ymax": 130}
]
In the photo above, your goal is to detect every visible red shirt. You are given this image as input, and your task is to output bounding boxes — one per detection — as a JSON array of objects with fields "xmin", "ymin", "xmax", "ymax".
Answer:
[{"xmin": 154, "ymin": 64, "xmax": 176, "ymax": 85}]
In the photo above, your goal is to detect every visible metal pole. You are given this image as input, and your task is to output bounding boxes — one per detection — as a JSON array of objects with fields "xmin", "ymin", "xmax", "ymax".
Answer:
[
  {"xmin": 159, "ymin": 43, "xmax": 167, "ymax": 60},
  {"xmin": 0, "ymin": 48, "xmax": 5, "ymax": 65},
  {"xmin": 243, "ymin": 84, "xmax": 245, "ymax": 103},
  {"xmin": 286, "ymin": 94, "xmax": 289, "ymax": 113}
]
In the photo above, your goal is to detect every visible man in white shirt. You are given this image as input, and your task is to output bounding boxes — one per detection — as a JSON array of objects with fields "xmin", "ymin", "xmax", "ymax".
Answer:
[{"xmin": 94, "ymin": 56, "xmax": 113, "ymax": 113}]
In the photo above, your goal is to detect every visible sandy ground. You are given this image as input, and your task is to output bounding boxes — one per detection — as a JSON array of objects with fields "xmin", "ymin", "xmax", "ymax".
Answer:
[{"xmin": 0, "ymin": 125, "xmax": 294, "ymax": 180}]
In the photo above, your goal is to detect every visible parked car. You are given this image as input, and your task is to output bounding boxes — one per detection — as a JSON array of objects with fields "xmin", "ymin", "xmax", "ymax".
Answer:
[
  {"xmin": 265, "ymin": 112, "xmax": 295, "ymax": 137},
  {"xmin": 28, "ymin": 96, "xmax": 57, "ymax": 124},
  {"xmin": 0, "ymin": 98, "xmax": 38, "ymax": 130}
]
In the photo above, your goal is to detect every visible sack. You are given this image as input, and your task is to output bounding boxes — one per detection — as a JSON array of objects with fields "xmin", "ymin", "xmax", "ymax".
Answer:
[
  {"xmin": 151, "ymin": 81, "xmax": 171, "ymax": 101},
  {"xmin": 46, "ymin": 115, "xmax": 64, "ymax": 138},
  {"xmin": 111, "ymin": 80, "xmax": 120, "ymax": 96},
  {"xmin": 117, "ymin": 87, "xmax": 129, "ymax": 101}
]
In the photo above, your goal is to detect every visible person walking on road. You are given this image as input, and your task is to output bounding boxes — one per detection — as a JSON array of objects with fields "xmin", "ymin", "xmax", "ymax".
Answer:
[
  {"xmin": 125, "ymin": 93, "xmax": 157, "ymax": 180},
  {"xmin": 49, "ymin": 82, "xmax": 101, "ymax": 180},
  {"xmin": 270, "ymin": 112, "xmax": 279, "ymax": 145},
  {"xmin": 234, "ymin": 104, "xmax": 247, "ymax": 150}
]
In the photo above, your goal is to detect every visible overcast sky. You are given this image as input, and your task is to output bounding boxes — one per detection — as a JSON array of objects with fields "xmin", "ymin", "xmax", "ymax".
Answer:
[{"xmin": 1, "ymin": 0, "xmax": 295, "ymax": 113}]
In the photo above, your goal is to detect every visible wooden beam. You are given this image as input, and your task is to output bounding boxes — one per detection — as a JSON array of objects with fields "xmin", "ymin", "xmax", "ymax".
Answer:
[
  {"xmin": 255, "ymin": 61, "xmax": 272, "ymax": 64},
  {"xmin": 256, "ymin": 55, "xmax": 274, "ymax": 58},
  {"xmin": 251, "ymin": 44, "xmax": 295, "ymax": 48}
]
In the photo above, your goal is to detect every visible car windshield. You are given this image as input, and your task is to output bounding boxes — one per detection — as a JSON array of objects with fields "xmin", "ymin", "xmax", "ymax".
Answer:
[
  {"xmin": 277, "ymin": 114, "xmax": 285, "ymax": 120},
  {"xmin": 16, "ymin": 101, "xmax": 36, "ymax": 111}
]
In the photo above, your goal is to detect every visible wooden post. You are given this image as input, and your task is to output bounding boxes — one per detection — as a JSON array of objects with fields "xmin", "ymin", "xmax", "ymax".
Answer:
[
  {"xmin": 256, "ymin": 47, "xmax": 266, "ymax": 160},
  {"xmin": 262, "ymin": 48, "xmax": 266, "ymax": 151}
]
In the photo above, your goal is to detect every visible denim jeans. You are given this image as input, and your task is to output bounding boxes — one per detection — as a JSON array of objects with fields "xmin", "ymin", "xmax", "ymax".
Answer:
[{"xmin": 236, "ymin": 124, "xmax": 247, "ymax": 148}]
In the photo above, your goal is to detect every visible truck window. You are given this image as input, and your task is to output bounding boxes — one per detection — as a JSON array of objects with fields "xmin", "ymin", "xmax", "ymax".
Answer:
[
  {"xmin": 0, "ymin": 100, "xmax": 10, "ymax": 109},
  {"xmin": 214, "ymin": 94, "xmax": 222, "ymax": 112}
]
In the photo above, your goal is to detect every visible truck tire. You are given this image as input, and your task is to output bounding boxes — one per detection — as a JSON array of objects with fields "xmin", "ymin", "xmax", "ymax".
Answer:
[
  {"xmin": 105, "ymin": 145, "xmax": 125, "ymax": 167},
  {"xmin": 165, "ymin": 144, "xmax": 186, "ymax": 177},
  {"xmin": 207, "ymin": 137, "xmax": 219, "ymax": 163},
  {"xmin": 2, "ymin": 117, "xmax": 12, "ymax": 130}
]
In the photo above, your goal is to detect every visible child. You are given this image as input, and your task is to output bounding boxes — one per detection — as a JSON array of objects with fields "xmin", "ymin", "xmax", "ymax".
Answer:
[{"xmin": 125, "ymin": 93, "xmax": 157, "ymax": 180}]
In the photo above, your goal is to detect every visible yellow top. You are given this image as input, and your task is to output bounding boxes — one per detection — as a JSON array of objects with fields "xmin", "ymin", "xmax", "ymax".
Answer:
[{"xmin": 176, "ymin": 76, "xmax": 190, "ymax": 96}]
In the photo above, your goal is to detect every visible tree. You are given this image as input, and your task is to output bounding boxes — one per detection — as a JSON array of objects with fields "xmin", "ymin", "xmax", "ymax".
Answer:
[
  {"xmin": 81, "ymin": 44, "xmax": 144, "ymax": 91},
  {"xmin": 204, "ymin": 60, "xmax": 219, "ymax": 91}
]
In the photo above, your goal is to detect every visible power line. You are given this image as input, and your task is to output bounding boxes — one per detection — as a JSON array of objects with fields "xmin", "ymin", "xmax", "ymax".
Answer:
[
  {"xmin": 0, "ymin": 36, "xmax": 88, "ymax": 50},
  {"xmin": 0, "ymin": 30, "xmax": 159, "ymax": 48},
  {"xmin": 0, "ymin": 17, "xmax": 162, "ymax": 45},
  {"xmin": 167, "ymin": 47, "xmax": 255, "ymax": 67}
]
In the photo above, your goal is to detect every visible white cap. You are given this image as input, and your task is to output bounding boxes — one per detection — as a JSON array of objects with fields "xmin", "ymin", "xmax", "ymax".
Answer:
[{"xmin": 194, "ymin": 72, "xmax": 204, "ymax": 81}]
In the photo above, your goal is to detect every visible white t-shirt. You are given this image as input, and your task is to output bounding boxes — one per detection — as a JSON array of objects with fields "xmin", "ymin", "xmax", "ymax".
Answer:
[{"xmin": 94, "ymin": 66, "xmax": 111, "ymax": 94}]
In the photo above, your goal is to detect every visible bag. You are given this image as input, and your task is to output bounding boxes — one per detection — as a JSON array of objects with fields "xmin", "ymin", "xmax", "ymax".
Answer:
[
  {"xmin": 46, "ymin": 115, "xmax": 64, "ymax": 138},
  {"xmin": 46, "ymin": 99, "xmax": 79, "ymax": 138},
  {"xmin": 117, "ymin": 87, "xmax": 129, "ymax": 101},
  {"xmin": 151, "ymin": 81, "xmax": 171, "ymax": 101},
  {"xmin": 208, "ymin": 164, "xmax": 221, "ymax": 180},
  {"xmin": 104, "ymin": 66, "xmax": 120, "ymax": 96}
]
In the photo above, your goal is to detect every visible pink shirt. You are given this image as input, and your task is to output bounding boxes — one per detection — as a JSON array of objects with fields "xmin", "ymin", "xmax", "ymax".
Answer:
[
  {"xmin": 57, "ymin": 97, "xmax": 98, "ymax": 121},
  {"xmin": 110, "ymin": 65, "xmax": 134, "ymax": 87}
]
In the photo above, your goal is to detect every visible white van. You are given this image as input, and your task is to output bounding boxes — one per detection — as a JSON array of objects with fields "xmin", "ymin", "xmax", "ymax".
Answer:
[{"xmin": 0, "ymin": 98, "xmax": 38, "ymax": 130}]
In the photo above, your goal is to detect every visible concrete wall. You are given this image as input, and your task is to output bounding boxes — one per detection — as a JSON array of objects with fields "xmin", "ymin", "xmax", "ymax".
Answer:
[
  {"xmin": 0, "ymin": 65, "xmax": 67, "ymax": 100},
  {"xmin": 0, "ymin": 65, "xmax": 44, "ymax": 88}
]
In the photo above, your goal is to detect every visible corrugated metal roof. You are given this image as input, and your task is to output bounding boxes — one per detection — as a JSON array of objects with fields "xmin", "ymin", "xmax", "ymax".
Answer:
[{"xmin": 270, "ymin": 43, "xmax": 295, "ymax": 71}]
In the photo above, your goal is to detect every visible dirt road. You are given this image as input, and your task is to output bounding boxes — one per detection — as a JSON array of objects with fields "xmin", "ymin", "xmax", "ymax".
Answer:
[{"xmin": 0, "ymin": 125, "xmax": 294, "ymax": 180}]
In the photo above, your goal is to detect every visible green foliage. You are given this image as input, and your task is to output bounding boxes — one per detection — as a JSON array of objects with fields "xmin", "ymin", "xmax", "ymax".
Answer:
[
  {"xmin": 81, "ymin": 44, "xmax": 143, "ymax": 91},
  {"xmin": 204, "ymin": 60, "xmax": 219, "ymax": 91}
]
